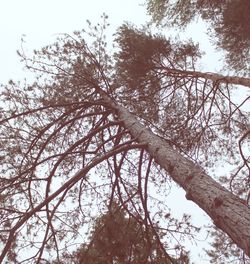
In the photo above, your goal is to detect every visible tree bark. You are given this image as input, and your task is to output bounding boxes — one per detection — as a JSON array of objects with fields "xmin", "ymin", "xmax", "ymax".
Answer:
[{"xmin": 100, "ymin": 90, "xmax": 250, "ymax": 256}]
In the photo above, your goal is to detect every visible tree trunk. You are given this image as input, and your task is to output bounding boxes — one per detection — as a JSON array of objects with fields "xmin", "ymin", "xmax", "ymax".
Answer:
[
  {"xmin": 165, "ymin": 68, "xmax": 250, "ymax": 88},
  {"xmin": 100, "ymin": 90, "xmax": 250, "ymax": 256}
]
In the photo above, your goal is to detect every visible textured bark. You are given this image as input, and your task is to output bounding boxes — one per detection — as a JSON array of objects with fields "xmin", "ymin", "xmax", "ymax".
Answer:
[
  {"xmin": 100, "ymin": 90, "xmax": 250, "ymax": 256},
  {"xmin": 120, "ymin": 107, "xmax": 250, "ymax": 255}
]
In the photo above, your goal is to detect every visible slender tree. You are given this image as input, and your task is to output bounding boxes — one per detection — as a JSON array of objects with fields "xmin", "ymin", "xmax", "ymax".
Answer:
[{"xmin": 0, "ymin": 18, "xmax": 250, "ymax": 262}]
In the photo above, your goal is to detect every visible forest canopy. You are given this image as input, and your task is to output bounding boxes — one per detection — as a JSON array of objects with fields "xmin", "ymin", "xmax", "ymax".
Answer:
[
  {"xmin": 146, "ymin": 0, "xmax": 250, "ymax": 74},
  {"xmin": 56, "ymin": 202, "xmax": 187, "ymax": 263},
  {"xmin": 0, "ymin": 5, "xmax": 250, "ymax": 264}
]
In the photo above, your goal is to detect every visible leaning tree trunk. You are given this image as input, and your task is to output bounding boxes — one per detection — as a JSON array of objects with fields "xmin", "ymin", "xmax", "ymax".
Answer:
[
  {"xmin": 99, "ymin": 89, "xmax": 250, "ymax": 256},
  {"xmin": 165, "ymin": 68, "xmax": 250, "ymax": 88}
]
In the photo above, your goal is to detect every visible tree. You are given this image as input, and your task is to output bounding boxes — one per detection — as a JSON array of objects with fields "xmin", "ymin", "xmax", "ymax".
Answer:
[
  {"xmin": 1, "ymin": 17, "xmax": 250, "ymax": 262},
  {"xmin": 57, "ymin": 202, "xmax": 188, "ymax": 264},
  {"xmin": 205, "ymin": 226, "xmax": 250, "ymax": 263},
  {"xmin": 146, "ymin": 0, "xmax": 250, "ymax": 74}
]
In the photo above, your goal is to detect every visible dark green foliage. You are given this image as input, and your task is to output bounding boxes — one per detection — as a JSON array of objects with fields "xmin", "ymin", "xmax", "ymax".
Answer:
[
  {"xmin": 114, "ymin": 24, "xmax": 200, "ymax": 86},
  {"xmin": 114, "ymin": 23, "xmax": 200, "ymax": 122},
  {"xmin": 115, "ymin": 24, "xmax": 171, "ymax": 83},
  {"xmin": 60, "ymin": 203, "xmax": 186, "ymax": 264},
  {"xmin": 213, "ymin": 0, "xmax": 250, "ymax": 72},
  {"xmin": 114, "ymin": 24, "xmax": 170, "ymax": 122},
  {"xmin": 146, "ymin": 0, "xmax": 250, "ymax": 74}
]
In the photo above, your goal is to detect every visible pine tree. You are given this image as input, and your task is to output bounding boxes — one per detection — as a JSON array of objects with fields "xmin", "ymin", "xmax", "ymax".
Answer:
[
  {"xmin": 1, "ymin": 17, "xmax": 250, "ymax": 262},
  {"xmin": 57, "ymin": 202, "xmax": 185, "ymax": 264},
  {"xmin": 146, "ymin": 0, "xmax": 250, "ymax": 74}
]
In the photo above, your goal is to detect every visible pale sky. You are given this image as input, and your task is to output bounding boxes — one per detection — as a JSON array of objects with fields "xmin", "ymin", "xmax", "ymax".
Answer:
[
  {"xmin": 0, "ymin": 0, "xmax": 149, "ymax": 83},
  {"xmin": 0, "ymin": 1, "xmax": 225, "ymax": 262},
  {"xmin": 0, "ymin": 0, "xmax": 223, "ymax": 83}
]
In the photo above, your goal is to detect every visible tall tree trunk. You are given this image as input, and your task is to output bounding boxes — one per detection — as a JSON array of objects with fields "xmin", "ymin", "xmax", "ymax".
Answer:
[
  {"xmin": 165, "ymin": 68, "xmax": 250, "ymax": 88},
  {"xmin": 99, "ymin": 89, "xmax": 250, "ymax": 256}
]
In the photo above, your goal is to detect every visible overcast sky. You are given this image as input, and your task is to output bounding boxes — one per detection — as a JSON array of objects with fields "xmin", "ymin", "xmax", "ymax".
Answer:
[
  {"xmin": 0, "ymin": 1, "xmax": 225, "ymax": 262},
  {"xmin": 0, "ymin": 0, "xmax": 149, "ymax": 83},
  {"xmin": 0, "ymin": 0, "xmax": 224, "ymax": 83}
]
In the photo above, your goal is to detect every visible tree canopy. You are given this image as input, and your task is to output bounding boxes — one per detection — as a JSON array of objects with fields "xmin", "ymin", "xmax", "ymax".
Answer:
[
  {"xmin": 0, "ymin": 14, "xmax": 250, "ymax": 263},
  {"xmin": 146, "ymin": 0, "xmax": 250, "ymax": 74},
  {"xmin": 57, "ymin": 202, "xmax": 188, "ymax": 264}
]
